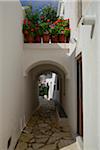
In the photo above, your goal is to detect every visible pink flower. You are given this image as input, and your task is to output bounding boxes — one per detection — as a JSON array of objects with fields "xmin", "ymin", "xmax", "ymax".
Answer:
[
  {"xmin": 50, "ymin": 24, "xmax": 55, "ymax": 29},
  {"xmin": 61, "ymin": 30, "xmax": 64, "ymax": 34},
  {"xmin": 40, "ymin": 16, "xmax": 44, "ymax": 20},
  {"xmin": 47, "ymin": 19, "xmax": 50, "ymax": 22},
  {"xmin": 65, "ymin": 18, "xmax": 70, "ymax": 21}
]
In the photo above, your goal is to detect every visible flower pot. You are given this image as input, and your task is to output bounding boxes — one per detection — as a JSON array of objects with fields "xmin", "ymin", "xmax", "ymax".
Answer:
[
  {"xmin": 66, "ymin": 37, "xmax": 70, "ymax": 43},
  {"xmin": 23, "ymin": 31, "xmax": 29, "ymax": 43},
  {"xmin": 26, "ymin": 35, "xmax": 34, "ymax": 43},
  {"xmin": 59, "ymin": 34, "xmax": 66, "ymax": 43},
  {"xmin": 51, "ymin": 35, "xmax": 58, "ymax": 43},
  {"xmin": 24, "ymin": 34, "xmax": 28, "ymax": 43},
  {"xmin": 43, "ymin": 33, "xmax": 50, "ymax": 43},
  {"xmin": 35, "ymin": 35, "xmax": 41, "ymax": 43}
]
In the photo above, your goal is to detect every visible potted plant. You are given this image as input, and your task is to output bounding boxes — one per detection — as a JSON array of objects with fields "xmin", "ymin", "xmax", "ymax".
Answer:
[
  {"xmin": 49, "ymin": 24, "xmax": 59, "ymax": 43},
  {"xmin": 64, "ymin": 28, "xmax": 71, "ymax": 43},
  {"xmin": 56, "ymin": 18, "xmax": 70, "ymax": 43},
  {"xmin": 40, "ymin": 22, "xmax": 50, "ymax": 43},
  {"xmin": 58, "ymin": 26, "xmax": 66, "ymax": 43},
  {"xmin": 23, "ymin": 18, "xmax": 35, "ymax": 43},
  {"xmin": 34, "ymin": 24, "xmax": 43, "ymax": 43}
]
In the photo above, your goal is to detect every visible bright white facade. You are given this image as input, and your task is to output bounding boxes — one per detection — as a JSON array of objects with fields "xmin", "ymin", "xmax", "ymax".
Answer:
[
  {"xmin": 64, "ymin": 0, "xmax": 100, "ymax": 149},
  {"xmin": 65, "ymin": 0, "xmax": 100, "ymax": 149},
  {"xmin": 0, "ymin": 0, "xmax": 100, "ymax": 150}
]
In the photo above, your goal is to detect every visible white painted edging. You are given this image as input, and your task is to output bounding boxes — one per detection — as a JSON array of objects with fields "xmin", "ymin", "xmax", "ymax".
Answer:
[
  {"xmin": 24, "ymin": 43, "xmax": 75, "ymax": 52},
  {"xmin": 76, "ymin": 136, "xmax": 83, "ymax": 150}
]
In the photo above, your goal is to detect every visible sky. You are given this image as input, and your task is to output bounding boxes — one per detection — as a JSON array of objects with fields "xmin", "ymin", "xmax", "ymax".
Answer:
[{"xmin": 20, "ymin": 0, "xmax": 58, "ymax": 12}]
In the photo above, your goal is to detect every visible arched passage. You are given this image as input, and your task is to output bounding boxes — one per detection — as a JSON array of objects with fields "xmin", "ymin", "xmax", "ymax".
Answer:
[
  {"xmin": 23, "ymin": 60, "xmax": 77, "ymax": 139},
  {"xmin": 16, "ymin": 60, "xmax": 77, "ymax": 150},
  {"xmin": 26, "ymin": 61, "xmax": 69, "ymax": 113},
  {"xmin": 25, "ymin": 60, "xmax": 69, "ymax": 78}
]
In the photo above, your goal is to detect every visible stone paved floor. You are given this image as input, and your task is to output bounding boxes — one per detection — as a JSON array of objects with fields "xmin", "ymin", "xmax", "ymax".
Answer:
[{"xmin": 15, "ymin": 98, "xmax": 75, "ymax": 150}]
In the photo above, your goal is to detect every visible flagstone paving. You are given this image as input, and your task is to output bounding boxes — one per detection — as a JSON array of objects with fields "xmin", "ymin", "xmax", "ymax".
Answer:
[{"xmin": 15, "ymin": 98, "xmax": 75, "ymax": 150}]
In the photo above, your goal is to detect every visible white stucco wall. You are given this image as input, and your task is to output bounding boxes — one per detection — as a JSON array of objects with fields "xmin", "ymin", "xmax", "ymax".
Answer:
[
  {"xmin": 0, "ymin": 1, "xmax": 34, "ymax": 150},
  {"xmin": 64, "ymin": 0, "xmax": 100, "ymax": 149},
  {"xmin": 0, "ymin": 1, "xmax": 24, "ymax": 149},
  {"xmin": 78, "ymin": 1, "xmax": 99, "ymax": 150},
  {"xmin": 64, "ymin": 0, "xmax": 78, "ymax": 41},
  {"xmin": 96, "ymin": 3, "xmax": 100, "ymax": 149},
  {"xmin": 0, "ymin": 4, "xmax": 3, "ymax": 148},
  {"xmin": 62, "ymin": 51, "xmax": 77, "ymax": 136},
  {"xmin": 97, "ymin": 3, "xmax": 100, "ymax": 149},
  {"xmin": 23, "ymin": 45, "xmax": 70, "ymax": 76},
  {"xmin": 68, "ymin": 0, "xmax": 100, "ymax": 149}
]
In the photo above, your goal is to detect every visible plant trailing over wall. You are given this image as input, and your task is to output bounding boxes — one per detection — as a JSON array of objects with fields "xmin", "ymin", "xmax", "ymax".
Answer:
[
  {"xmin": 22, "ymin": 18, "xmax": 35, "ymax": 43},
  {"xmin": 22, "ymin": 4, "xmax": 71, "ymax": 43}
]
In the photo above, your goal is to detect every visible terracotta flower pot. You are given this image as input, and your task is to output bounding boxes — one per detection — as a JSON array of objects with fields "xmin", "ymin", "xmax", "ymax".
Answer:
[
  {"xmin": 24, "ymin": 34, "xmax": 28, "ymax": 43},
  {"xmin": 43, "ymin": 33, "xmax": 50, "ymax": 43},
  {"xmin": 51, "ymin": 35, "xmax": 58, "ymax": 43},
  {"xmin": 35, "ymin": 35, "xmax": 41, "ymax": 43},
  {"xmin": 23, "ymin": 31, "xmax": 29, "ymax": 43},
  {"xmin": 66, "ymin": 37, "xmax": 70, "ymax": 43},
  {"xmin": 27, "ymin": 34, "xmax": 34, "ymax": 43},
  {"xmin": 59, "ymin": 34, "xmax": 66, "ymax": 43}
]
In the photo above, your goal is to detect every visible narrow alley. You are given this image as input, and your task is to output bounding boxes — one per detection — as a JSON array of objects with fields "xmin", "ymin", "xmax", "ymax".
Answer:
[{"xmin": 15, "ymin": 98, "xmax": 75, "ymax": 150}]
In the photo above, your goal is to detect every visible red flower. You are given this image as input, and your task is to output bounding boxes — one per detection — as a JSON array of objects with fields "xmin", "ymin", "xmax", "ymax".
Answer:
[
  {"xmin": 28, "ymin": 21, "xmax": 31, "ymax": 25},
  {"xmin": 47, "ymin": 19, "xmax": 50, "ymax": 22},
  {"xmin": 23, "ymin": 19, "xmax": 27, "ymax": 25},
  {"xmin": 53, "ymin": 19, "xmax": 62, "ymax": 25}
]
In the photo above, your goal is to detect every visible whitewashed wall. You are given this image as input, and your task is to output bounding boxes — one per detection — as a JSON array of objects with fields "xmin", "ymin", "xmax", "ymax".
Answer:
[
  {"xmin": 63, "ymin": 0, "xmax": 78, "ymax": 136},
  {"xmin": 78, "ymin": 1, "xmax": 99, "ymax": 150},
  {"xmin": 97, "ymin": 3, "xmax": 100, "ymax": 149},
  {"xmin": 0, "ymin": 1, "xmax": 34, "ymax": 150},
  {"xmin": 0, "ymin": 4, "xmax": 3, "ymax": 149},
  {"xmin": 67, "ymin": 0, "xmax": 100, "ymax": 149}
]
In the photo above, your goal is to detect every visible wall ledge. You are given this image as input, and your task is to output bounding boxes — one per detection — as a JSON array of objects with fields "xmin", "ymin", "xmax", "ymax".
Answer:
[{"xmin": 23, "ymin": 43, "xmax": 75, "ymax": 52}]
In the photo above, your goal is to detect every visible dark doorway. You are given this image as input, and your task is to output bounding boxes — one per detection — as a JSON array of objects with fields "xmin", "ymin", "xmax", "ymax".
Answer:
[{"xmin": 76, "ymin": 53, "xmax": 83, "ymax": 137}]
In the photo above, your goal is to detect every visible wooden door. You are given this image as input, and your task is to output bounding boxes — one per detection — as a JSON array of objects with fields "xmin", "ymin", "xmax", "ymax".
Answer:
[{"xmin": 76, "ymin": 53, "xmax": 83, "ymax": 137}]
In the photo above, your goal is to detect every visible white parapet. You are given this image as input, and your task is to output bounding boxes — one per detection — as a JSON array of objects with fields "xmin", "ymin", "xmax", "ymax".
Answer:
[{"xmin": 24, "ymin": 43, "xmax": 76, "ymax": 54}]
